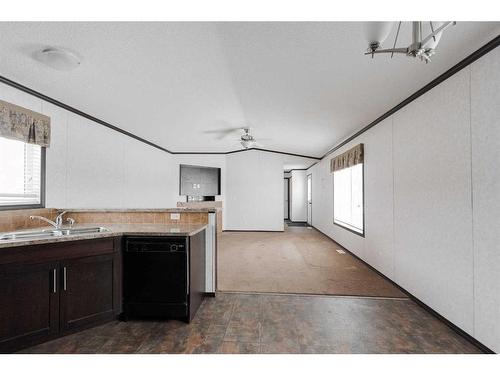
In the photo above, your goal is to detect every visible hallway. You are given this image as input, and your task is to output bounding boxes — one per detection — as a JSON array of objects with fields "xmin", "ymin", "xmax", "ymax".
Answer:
[{"xmin": 217, "ymin": 226, "xmax": 405, "ymax": 298}]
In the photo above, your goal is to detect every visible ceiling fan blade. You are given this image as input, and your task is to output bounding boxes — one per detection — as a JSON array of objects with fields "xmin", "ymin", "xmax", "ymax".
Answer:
[
  {"xmin": 421, "ymin": 21, "xmax": 455, "ymax": 49},
  {"xmin": 202, "ymin": 127, "xmax": 243, "ymax": 140},
  {"xmin": 364, "ymin": 47, "xmax": 407, "ymax": 55},
  {"xmin": 256, "ymin": 137, "xmax": 272, "ymax": 141}
]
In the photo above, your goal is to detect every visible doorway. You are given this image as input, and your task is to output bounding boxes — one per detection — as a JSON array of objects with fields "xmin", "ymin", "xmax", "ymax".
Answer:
[
  {"xmin": 307, "ymin": 174, "xmax": 312, "ymax": 226},
  {"xmin": 284, "ymin": 177, "xmax": 290, "ymax": 220}
]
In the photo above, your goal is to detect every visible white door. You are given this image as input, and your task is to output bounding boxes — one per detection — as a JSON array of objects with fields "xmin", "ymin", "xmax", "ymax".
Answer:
[
  {"xmin": 307, "ymin": 174, "xmax": 312, "ymax": 226},
  {"xmin": 284, "ymin": 178, "xmax": 289, "ymax": 220}
]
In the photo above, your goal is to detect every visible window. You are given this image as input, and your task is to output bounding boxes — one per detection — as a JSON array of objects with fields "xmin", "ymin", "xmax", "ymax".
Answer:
[
  {"xmin": 0, "ymin": 137, "xmax": 44, "ymax": 208},
  {"xmin": 333, "ymin": 163, "xmax": 364, "ymax": 235}
]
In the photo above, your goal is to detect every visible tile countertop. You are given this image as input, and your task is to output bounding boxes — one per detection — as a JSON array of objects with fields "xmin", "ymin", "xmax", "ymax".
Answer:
[
  {"xmin": 0, "ymin": 223, "xmax": 208, "ymax": 249},
  {"xmin": 60, "ymin": 208, "xmax": 217, "ymax": 213}
]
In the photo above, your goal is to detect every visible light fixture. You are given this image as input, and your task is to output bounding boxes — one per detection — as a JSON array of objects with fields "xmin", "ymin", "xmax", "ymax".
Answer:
[
  {"xmin": 240, "ymin": 128, "xmax": 256, "ymax": 149},
  {"xmin": 363, "ymin": 22, "xmax": 395, "ymax": 52},
  {"xmin": 364, "ymin": 21, "xmax": 456, "ymax": 63},
  {"xmin": 34, "ymin": 47, "xmax": 82, "ymax": 71},
  {"xmin": 240, "ymin": 139, "xmax": 256, "ymax": 149}
]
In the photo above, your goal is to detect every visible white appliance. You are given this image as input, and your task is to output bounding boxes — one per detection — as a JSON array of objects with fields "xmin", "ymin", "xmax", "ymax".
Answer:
[{"xmin": 205, "ymin": 212, "xmax": 217, "ymax": 293}]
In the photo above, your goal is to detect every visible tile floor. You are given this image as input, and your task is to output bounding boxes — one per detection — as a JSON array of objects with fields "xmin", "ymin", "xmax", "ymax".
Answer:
[{"xmin": 20, "ymin": 293, "xmax": 482, "ymax": 354}]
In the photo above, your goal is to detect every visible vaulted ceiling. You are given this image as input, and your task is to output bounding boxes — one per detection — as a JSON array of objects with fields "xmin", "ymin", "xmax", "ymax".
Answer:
[{"xmin": 0, "ymin": 22, "xmax": 498, "ymax": 157}]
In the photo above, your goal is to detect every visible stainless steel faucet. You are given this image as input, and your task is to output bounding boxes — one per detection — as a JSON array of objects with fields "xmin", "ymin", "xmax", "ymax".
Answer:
[
  {"xmin": 29, "ymin": 211, "xmax": 75, "ymax": 229},
  {"xmin": 29, "ymin": 215, "xmax": 58, "ymax": 228},
  {"xmin": 54, "ymin": 211, "xmax": 68, "ymax": 228}
]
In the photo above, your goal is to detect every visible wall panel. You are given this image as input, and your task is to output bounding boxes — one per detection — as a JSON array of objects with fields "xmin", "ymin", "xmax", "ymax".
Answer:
[
  {"xmin": 393, "ymin": 69, "xmax": 473, "ymax": 334},
  {"xmin": 471, "ymin": 47, "xmax": 500, "ymax": 352}
]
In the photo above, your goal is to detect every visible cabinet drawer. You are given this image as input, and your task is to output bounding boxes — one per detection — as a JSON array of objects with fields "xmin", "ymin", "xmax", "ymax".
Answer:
[{"xmin": 0, "ymin": 237, "xmax": 116, "ymax": 265}]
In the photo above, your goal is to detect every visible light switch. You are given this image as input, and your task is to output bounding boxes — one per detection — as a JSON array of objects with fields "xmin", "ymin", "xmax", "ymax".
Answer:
[{"xmin": 170, "ymin": 213, "xmax": 181, "ymax": 220}]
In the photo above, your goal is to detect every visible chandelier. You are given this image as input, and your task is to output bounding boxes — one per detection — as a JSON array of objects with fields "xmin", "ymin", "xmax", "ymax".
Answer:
[{"xmin": 364, "ymin": 21, "xmax": 456, "ymax": 63}]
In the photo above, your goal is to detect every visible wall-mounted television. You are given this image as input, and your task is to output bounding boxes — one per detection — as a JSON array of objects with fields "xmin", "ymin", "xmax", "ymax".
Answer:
[{"xmin": 179, "ymin": 164, "xmax": 221, "ymax": 199}]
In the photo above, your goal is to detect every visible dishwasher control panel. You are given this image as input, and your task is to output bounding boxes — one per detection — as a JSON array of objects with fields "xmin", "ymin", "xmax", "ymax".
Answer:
[{"xmin": 125, "ymin": 237, "xmax": 187, "ymax": 253}]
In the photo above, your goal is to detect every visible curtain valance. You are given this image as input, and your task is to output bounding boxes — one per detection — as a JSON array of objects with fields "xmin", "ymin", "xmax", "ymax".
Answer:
[
  {"xmin": 0, "ymin": 99, "xmax": 51, "ymax": 147},
  {"xmin": 330, "ymin": 143, "xmax": 364, "ymax": 172}
]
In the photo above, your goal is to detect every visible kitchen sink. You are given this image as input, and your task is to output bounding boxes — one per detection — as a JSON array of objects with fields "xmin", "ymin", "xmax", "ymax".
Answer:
[
  {"xmin": 0, "ymin": 227, "xmax": 109, "ymax": 241},
  {"xmin": 52, "ymin": 227, "xmax": 109, "ymax": 236}
]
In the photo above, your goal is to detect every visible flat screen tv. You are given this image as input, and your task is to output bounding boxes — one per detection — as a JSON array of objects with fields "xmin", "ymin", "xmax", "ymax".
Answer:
[{"xmin": 179, "ymin": 164, "xmax": 221, "ymax": 197}]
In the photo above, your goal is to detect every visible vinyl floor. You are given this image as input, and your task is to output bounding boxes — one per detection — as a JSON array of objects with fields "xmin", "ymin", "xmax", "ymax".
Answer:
[{"xmin": 20, "ymin": 293, "xmax": 481, "ymax": 354}]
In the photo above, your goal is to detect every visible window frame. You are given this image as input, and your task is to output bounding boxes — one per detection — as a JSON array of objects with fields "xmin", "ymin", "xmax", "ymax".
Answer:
[
  {"xmin": 0, "ymin": 146, "xmax": 46, "ymax": 211},
  {"xmin": 332, "ymin": 162, "xmax": 365, "ymax": 237}
]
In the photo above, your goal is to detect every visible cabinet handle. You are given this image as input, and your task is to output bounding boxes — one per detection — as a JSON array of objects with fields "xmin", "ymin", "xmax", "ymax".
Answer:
[
  {"xmin": 52, "ymin": 268, "xmax": 57, "ymax": 293},
  {"xmin": 186, "ymin": 253, "xmax": 190, "ymax": 295},
  {"xmin": 63, "ymin": 267, "xmax": 67, "ymax": 291}
]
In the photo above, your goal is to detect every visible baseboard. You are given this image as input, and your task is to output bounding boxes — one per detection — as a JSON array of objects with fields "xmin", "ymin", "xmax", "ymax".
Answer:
[
  {"xmin": 223, "ymin": 230, "xmax": 284, "ymax": 233},
  {"xmin": 203, "ymin": 292, "xmax": 216, "ymax": 298},
  {"xmin": 311, "ymin": 225, "xmax": 495, "ymax": 354}
]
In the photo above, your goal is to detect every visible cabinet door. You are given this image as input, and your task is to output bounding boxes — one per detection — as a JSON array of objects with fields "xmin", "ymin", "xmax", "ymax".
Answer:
[
  {"xmin": 0, "ymin": 262, "xmax": 59, "ymax": 352},
  {"xmin": 60, "ymin": 254, "xmax": 115, "ymax": 332}
]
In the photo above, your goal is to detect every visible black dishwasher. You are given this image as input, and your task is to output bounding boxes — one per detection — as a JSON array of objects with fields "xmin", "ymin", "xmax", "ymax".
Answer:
[{"xmin": 123, "ymin": 236, "xmax": 189, "ymax": 320}]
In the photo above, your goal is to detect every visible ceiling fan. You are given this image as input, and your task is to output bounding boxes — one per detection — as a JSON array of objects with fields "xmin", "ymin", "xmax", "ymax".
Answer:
[
  {"xmin": 364, "ymin": 21, "xmax": 456, "ymax": 63},
  {"xmin": 238, "ymin": 128, "xmax": 258, "ymax": 149},
  {"xmin": 203, "ymin": 127, "xmax": 265, "ymax": 149}
]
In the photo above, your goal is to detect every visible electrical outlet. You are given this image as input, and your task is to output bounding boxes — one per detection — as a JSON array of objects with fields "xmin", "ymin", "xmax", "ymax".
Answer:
[{"xmin": 170, "ymin": 213, "xmax": 181, "ymax": 220}]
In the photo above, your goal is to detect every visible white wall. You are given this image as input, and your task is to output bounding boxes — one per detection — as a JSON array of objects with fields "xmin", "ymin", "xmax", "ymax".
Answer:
[
  {"xmin": 0, "ymin": 82, "xmax": 178, "ymax": 209},
  {"xmin": 393, "ymin": 69, "xmax": 474, "ymax": 334},
  {"xmin": 470, "ymin": 47, "xmax": 500, "ymax": 352},
  {"xmin": 290, "ymin": 170, "xmax": 307, "ymax": 222},
  {"xmin": 225, "ymin": 150, "xmax": 284, "ymax": 231},
  {"xmin": 309, "ymin": 47, "xmax": 500, "ymax": 352}
]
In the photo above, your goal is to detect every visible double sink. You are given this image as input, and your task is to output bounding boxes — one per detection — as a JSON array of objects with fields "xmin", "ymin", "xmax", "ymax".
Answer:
[{"xmin": 0, "ymin": 227, "xmax": 108, "ymax": 241}]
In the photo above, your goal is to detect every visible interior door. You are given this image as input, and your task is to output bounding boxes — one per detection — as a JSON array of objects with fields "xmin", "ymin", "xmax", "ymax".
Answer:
[
  {"xmin": 307, "ymin": 174, "xmax": 312, "ymax": 226},
  {"xmin": 284, "ymin": 178, "xmax": 289, "ymax": 220}
]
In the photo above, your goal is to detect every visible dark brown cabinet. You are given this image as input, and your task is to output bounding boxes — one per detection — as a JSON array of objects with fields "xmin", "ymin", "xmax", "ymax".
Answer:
[
  {"xmin": 0, "ymin": 238, "xmax": 120, "ymax": 353},
  {"xmin": 60, "ymin": 254, "xmax": 115, "ymax": 333},
  {"xmin": 0, "ymin": 261, "xmax": 60, "ymax": 352}
]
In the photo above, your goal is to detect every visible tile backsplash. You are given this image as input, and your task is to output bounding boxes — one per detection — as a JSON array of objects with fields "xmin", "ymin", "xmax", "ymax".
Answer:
[
  {"xmin": 0, "ymin": 208, "xmax": 57, "ymax": 232},
  {"xmin": 0, "ymin": 208, "xmax": 209, "ymax": 233},
  {"xmin": 63, "ymin": 211, "xmax": 208, "ymax": 226}
]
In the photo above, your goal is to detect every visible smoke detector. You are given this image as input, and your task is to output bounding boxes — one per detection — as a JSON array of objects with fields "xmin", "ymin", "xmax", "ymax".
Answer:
[{"xmin": 34, "ymin": 47, "xmax": 82, "ymax": 71}]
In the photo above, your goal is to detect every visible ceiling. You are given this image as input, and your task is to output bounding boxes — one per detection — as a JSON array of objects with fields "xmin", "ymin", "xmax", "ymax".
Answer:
[{"xmin": 0, "ymin": 22, "xmax": 498, "ymax": 158}]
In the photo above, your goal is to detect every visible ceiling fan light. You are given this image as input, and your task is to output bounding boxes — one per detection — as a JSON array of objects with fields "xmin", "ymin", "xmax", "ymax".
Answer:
[
  {"xmin": 241, "ymin": 139, "xmax": 256, "ymax": 149},
  {"xmin": 363, "ymin": 22, "xmax": 394, "ymax": 49},
  {"xmin": 34, "ymin": 47, "xmax": 82, "ymax": 71}
]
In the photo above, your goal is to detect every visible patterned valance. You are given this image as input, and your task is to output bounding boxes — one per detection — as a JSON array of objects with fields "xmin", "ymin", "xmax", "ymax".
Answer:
[
  {"xmin": 0, "ymin": 99, "xmax": 51, "ymax": 147},
  {"xmin": 330, "ymin": 143, "xmax": 364, "ymax": 172}
]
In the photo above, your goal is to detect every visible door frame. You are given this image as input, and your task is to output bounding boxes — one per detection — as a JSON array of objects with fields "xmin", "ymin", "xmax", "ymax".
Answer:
[
  {"xmin": 284, "ymin": 177, "xmax": 291, "ymax": 220},
  {"xmin": 307, "ymin": 174, "xmax": 312, "ymax": 226}
]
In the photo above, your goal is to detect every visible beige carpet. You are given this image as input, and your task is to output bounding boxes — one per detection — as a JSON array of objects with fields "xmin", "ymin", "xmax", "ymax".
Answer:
[{"xmin": 217, "ymin": 226, "xmax": 406, "ymax": 298}]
